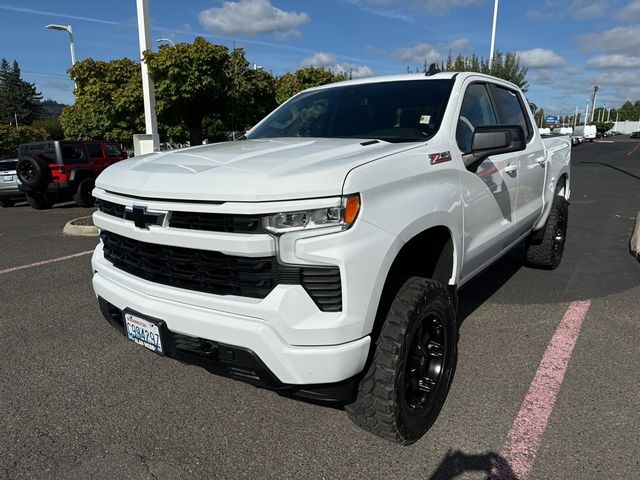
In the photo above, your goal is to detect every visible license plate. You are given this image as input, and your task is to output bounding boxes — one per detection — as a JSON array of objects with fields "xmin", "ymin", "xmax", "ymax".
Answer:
[
  {"xmin": 124, "ymin": 312, "xmax": 164, "ymax": 354},
  {"xmin": 3, "ymin": 175, "xmax": 13, "ymax": 182}
]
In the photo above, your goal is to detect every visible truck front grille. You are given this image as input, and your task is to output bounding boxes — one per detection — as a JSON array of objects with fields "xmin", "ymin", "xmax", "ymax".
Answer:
[
  {"xmin": 100, "ymin": 230, "xmax": 342, "ymax": 311},
  {"xmin": 96, "ymin": 199, "xmax": 265, "ymax": 234}
]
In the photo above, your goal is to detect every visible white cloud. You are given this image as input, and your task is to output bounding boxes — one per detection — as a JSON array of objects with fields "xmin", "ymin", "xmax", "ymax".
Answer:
[
  {"xmin": 571, "ymin": 0, "xmax": 608, "ymax": 20},
  {"xmin": 586, "ymin": 54, "xmax": 640, "ymax": 68},
  {"xmin": 198, "ymin": 0, "xmax": 309, "ymax": 38},
  {"xmin": 577, "ymin": 24, "xmax": 640, "ymax": 55},
  {"xmin": 394, "ymin": 39, "xmax": 471, "ymax": 64},
  {"xmin": 516, "ymin": 49, "xmax": 566, "ymax": 69},
  {"xmin": 618, "ymin": 0, "xmax": 640, "ymax": 19},
  {"xmin": 300, "ymin": 53, "xmax": 373, "ymax": 79},
  {"xmin": 530, "ymin": 70, "xmax": 555, "ymax": 85},
  {"xmin": 594, "ymin": 71, "xmax": 640, "ymax": 85}
]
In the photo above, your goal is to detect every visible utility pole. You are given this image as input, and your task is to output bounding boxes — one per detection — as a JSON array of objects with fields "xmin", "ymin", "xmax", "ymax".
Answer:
[
  {"xmin": 573, "ymin": 106, "xmax": 578, "ymax": 128},
  {"xmin": 589, "ymin": 85, "xmax": 599, "ymax": 123},
  {"xmin": 135, "ymin": 0, "xmax": 159, "ymax": 154},
  {"xmin": 489, "ymin": 0, "xmax": 499, "ymax": 66},
  {"xmin": 585, "ymin": 101, "xmax": 590, "ymax": 126}
]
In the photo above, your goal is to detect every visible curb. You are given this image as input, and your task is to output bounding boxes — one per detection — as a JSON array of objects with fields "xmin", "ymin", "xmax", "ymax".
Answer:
[
  {"xmin": 63, "ymin": 216, "xmax": 99, "ymax": 237},
  {"xmin": 630, "ymin": 211, "xmax": 640, "ymax": 262}
]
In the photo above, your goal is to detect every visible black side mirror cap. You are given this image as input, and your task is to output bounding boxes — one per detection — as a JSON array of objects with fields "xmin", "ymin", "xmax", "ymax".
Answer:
[{"xmin": 464, "ymin": 125, "xmax": 526, "ymax": 172}]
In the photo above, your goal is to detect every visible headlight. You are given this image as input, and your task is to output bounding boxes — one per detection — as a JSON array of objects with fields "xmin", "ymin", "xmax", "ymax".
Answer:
[{"xmin": 264, "ymin": 194, "xmax": 360, "ymax": 234}]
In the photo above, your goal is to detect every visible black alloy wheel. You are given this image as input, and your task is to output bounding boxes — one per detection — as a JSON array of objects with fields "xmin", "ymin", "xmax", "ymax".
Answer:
[{"xmin": 403, "ymin": 313, "xmax": 447, "ymax": 414}]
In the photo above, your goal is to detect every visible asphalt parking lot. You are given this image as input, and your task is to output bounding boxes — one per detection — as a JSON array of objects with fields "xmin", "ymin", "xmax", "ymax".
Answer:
[{"xmin": 1, "ymin": 138, "xmax": 639, "ymax": 480}]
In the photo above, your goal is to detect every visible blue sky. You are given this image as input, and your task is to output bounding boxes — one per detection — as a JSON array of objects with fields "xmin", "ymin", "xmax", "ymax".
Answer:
[{"xmin": 1, "ymin": 0, "xmax": 639, "ymax": 118}]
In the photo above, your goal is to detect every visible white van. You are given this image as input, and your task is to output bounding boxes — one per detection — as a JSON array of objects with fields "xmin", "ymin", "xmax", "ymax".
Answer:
[{"xmin": 574, "ymin": 124, "xmax": 597, "ymax": 142}]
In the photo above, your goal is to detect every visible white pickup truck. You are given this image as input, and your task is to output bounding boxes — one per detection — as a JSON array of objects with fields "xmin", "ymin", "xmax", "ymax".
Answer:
[{"xmin": 91, "ymin": 72, "xmax": 571, "ymax": 445}]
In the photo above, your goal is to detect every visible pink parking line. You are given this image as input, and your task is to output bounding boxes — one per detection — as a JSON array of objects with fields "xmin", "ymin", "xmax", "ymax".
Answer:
[
  {"xmin": 490, "ymin": 300, "xmax": 592, "ymax": 480},
  {"xmin": 0, "ymin": 250, "xmax": 94, "ymax": 275},
  {"xmin": 627, "ymin": 143, "xmax": 640, "ymax": 156}
]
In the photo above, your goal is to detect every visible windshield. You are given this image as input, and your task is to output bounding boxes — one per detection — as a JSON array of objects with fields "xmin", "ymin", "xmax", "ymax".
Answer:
[{"xmin": 248, "ymin": 79, "xmax": 455, "ymax": 143}]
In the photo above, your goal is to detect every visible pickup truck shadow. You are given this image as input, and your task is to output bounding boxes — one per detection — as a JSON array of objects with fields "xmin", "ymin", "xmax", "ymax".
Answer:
[{"xmin": 425, "ymin": 449, "xmax": 519, "ymax": 480}]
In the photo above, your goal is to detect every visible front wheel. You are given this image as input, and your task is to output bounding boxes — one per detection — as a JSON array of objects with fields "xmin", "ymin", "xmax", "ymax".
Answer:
[{"xmin": 346, "ymin": 277, "xmax": 458, "ymax": 445}]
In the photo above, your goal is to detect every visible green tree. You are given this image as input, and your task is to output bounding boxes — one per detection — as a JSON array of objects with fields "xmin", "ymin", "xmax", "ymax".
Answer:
[
  {"xmin": 441, "ymin": 51, "xmax": 529, "ymax": 92},
  {"xmin": 61, "ymin": 58, "xmax": 144, "ymax": 145},
  {"xmin": 275, "ymin": 67, "xmax": 346, "ymax": 105},
  {"xmin": 32, "ymin": 118, "xmax": 64, "ymax": 140},
  {"xmin": 145, "ymin": 37, "xmax": 230, "ymax": 144},
  {"xmin": 593, "ymin": 121, "xmax": 614, "ymax": 133},
  {"xmin": 0, "ymin": 123, "xmax": 48, "ymax": 157},
  {"xmin": 0, "ymin": 59, "xmax": 43, "ymax": 125}
]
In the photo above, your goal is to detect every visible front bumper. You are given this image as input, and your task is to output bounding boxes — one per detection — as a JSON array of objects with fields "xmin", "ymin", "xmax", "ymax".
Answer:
[{"xmin": 92, "ymin": 249, "xmax": 371, "ymax": 386}]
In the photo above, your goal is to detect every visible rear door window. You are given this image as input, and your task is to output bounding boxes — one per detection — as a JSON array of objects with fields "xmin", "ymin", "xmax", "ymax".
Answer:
[
  {"xmin": 61, "ymin": 143, "xmax": 88, "ymax": 163},
  {"xmin": 86, "ymin": 143, "xmax": 103, "ymax": 159},
  {"xmin": 491, "ymin": 86, "xmax": 532, "ymax": 141}
]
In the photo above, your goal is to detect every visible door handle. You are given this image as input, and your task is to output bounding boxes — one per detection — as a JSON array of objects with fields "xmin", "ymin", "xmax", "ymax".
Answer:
[
  {"xmin": 504, "ymin": 163, "xmax": 519, "ymax": 173},
  {"xmin": 535, "ymin": 156, "xmax": 546, "ymax": 166}
]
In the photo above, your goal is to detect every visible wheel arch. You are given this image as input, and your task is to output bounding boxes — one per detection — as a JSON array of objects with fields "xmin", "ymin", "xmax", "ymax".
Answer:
[{"xmin": 369, "ymin": 224, "xmax": 457, "ymax": 345}]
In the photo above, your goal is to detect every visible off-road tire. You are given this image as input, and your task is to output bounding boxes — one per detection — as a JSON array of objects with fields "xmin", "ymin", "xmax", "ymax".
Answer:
[
  {"xmin": 73, "ymin": 178, "xmax": 95, "ymax": 208},
  {"xmin": 525, "ymin": 195, "xmax": 569, "ymax": 270},
  {"xmin": 25, "ymin": 192, "xmax": 54, "ymax": 210},
  {"xmin": 345, "ymin": 277, "xmax": 458, "ymax": 445},
  {"xmin": 16, "ymin": 156, "xmax": 49, "ymax": 191},
  {"xmin": 0, "ymin": 199, "xmax": 15, "ymax": 207}
]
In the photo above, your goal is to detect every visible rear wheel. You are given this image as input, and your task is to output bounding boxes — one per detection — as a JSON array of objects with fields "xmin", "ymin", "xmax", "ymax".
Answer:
[
  {"xmin": 0, "ymin": 199, "xmax": 15, "ymax": 207},
  {"xmin": 25, "ymin": 192, "xmax": 54, "ymax": 210},
  {"xmin": 73, "ymin": 178, "xmax": 95, "ymax": 208},
  {"xmin": 346, "ymin": 277, "xmax": 458, "ymax": 445},
  {"xmin": 525, "ymin": 194, "xmax": 569, "ymax": 269}
]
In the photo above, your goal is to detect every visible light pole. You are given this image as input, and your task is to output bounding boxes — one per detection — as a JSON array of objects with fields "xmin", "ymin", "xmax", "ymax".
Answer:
[
  {"xmin": 156, "ymin": 38, "xmax": 175, "ymax": 47},
  {"xmin": 489, "ymin": 0, "xmax": 499, "ymax": 67},
  {"xmin": 136, "ymin": 0, "xmax": 159, "ymax": 154},
  {"xmin": 45, "ymin": 24, "xmax": 76, "ymax": 66}
]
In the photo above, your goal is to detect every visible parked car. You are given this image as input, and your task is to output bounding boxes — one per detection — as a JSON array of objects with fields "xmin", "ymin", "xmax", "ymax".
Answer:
[
  {"xmin": 0, "ymin": 158, "xmax": 24, "ymax": 207},
  {"xmin": 91, "ymin": 72, "xmax": 571, "ymax": 444},
  {"xmin": 16, "ymin": 140, "xmax": 127, "ymax": 209},
  {"xmin": 630, "ymin": 131, "xmax": 640, "ymax": 139}
]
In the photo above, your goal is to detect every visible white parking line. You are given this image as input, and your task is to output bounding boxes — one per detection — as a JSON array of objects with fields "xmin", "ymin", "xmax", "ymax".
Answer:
[{"xmin": 0, "ymin": 250, "xmax": 94, "ymax": 275}]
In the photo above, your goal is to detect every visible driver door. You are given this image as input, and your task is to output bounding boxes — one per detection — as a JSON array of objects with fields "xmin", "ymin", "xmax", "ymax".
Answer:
[{"xmin": 456, "ymin": 82, "xmax": 520, "ymax": 282}]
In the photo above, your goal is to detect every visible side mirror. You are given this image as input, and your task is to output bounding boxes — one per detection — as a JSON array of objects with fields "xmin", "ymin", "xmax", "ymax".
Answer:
[{"xmin": 464, "ymin": 125, "xmax": 526, "ymax": 172}]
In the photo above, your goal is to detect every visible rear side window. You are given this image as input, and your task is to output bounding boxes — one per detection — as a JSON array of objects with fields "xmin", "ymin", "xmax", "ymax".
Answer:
[
  {"xmin": 491, "ymin": 86, "xmax": 532, "ymax": 141},
  {"xmin": 105, "ymin": 143, "xmax": 125, "ymax": 158},
  {"xmin": 61, "ymin": 143, "xmax": 88, "ymax": 163},
  {"xmin": 86, "ymin": 143, "xmax": 103, "ymax": 159},
  {"xmin": 19, "ymin": 144, "xmax": 58, "ymax": 164},
  {"xmin": 456, "ymin": 83, "xmax": 497, "ymax": 153}
]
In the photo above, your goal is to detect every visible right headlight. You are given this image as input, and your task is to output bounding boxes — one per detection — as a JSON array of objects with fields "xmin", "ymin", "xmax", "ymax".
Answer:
[{"xmin": 264, "ymin": 194, "xmax": 360, "ymax": 234}]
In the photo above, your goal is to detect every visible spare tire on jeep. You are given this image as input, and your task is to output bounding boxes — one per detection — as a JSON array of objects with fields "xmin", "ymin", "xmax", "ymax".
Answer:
[{"xmin": 16, "ymin": 156, "xmax": 49, "ymax": 191}]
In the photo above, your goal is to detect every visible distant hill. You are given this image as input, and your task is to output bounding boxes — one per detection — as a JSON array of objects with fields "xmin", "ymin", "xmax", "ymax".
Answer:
[{"xmin": 40, "ymin": 99, "xmax": 67, "ymax": 118}]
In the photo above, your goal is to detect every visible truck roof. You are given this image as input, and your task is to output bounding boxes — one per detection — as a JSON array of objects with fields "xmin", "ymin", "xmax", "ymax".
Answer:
[{"xmin": 305, "ymin": 71, "xmax": 520, "ymax": 92}]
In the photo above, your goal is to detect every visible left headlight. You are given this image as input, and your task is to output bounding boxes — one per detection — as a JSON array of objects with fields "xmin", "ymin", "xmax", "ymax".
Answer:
[{"xmin": 264, "ymin": 194, "xmax": 360, "ymax": 234}]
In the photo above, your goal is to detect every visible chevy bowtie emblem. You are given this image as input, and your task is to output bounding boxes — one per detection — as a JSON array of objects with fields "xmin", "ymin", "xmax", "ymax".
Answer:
[{"xmin": 124, "ymin": 205, "xmax": 166, "ymax": 229}]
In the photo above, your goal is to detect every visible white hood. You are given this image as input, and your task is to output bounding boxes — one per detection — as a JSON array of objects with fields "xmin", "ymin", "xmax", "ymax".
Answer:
[{"xmin": 96, "ymin": 138, "xmax": 420, "ymax": 202}]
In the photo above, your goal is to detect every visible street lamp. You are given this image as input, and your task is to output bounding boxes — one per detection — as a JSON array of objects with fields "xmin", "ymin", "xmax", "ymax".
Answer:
[
  {"xmin": 489, "ymin": 0, "xmax": 499, "ymax": 66},
  {"xmin": 156, "ymin": 38, "xmax": 175, "ymax": 47},
  {"xmin": 45, "ymin": 24, "xmax": 76, "ymax": 66}
]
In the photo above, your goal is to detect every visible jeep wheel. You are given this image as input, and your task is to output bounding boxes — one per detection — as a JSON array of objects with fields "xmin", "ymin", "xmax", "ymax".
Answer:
[
  {"xmin": 25, "ymin": 192, "xmax": 54, "ymax": 210},
  {"xmin": 0, "ymin": 199, "xmax": 15, "ymax": 207},
  {"xmin": 346, "ymin": 277, "xmax": 458, "ymax": 445},
  {"xmin": 525, "ymin": 195, "xmax": 569, "ymax": 270},
  {"xmin": 73, "ymin": 178, "xmax": 95, "ymax": 208},
  {"xmin": 16, "ymin": 156, "xmax": 49, "ymax": 191}
]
